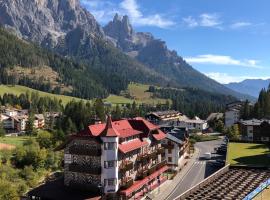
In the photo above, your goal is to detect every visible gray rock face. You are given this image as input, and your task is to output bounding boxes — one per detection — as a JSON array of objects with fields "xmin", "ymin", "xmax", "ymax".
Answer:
[
  {"xmin": 0, "ymin": 0, "xmax": 104, "ymax": 48},
  {"xmin": 104, "ymin": 14, "xmax": 153, "ymax": 53}
]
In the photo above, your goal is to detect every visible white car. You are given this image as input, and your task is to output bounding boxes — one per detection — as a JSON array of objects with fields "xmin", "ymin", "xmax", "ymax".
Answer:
[{"xmin": 204, "ymin": 152, "xmax": 212, "ymax": 160}]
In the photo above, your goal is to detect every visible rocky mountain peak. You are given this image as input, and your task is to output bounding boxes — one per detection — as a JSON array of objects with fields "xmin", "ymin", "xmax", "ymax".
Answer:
[
  {"xmin": 104, "ymin": 13, "xmax": 134, "ymax": 40},
  {"xmin": 0, "ymin": 0, "xmax": 103, "ymax": 48}
]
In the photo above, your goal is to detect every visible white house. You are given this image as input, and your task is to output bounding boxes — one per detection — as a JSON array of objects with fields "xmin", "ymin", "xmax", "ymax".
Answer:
[{"xmin": 178, "ymin": 116, "xmax": 208, "ymax": 131}]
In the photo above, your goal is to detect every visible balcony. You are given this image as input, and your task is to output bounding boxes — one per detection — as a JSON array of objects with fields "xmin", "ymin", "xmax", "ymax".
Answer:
[
  {"xmin": 156, "ymin": 160, "xmax": 167, "ymax": 170},
  {"xmin": 69, "ymin": 146, "xmax": 102, "ymax": 156},
  {"xmin": 137, "ymin": 153, "xmax": 149, "ymax": 162},
  {"xmin": 119, "ymin": 160, "xmax": 133, "ymax": 173},
  {"xmin": 161, "ymin": 143, "xmax": 174, "ymax": 149},
  {"xmin": 149, "ymin": 151, "xmax": 158, "ymax": 159},
  {"xmin": 69, "ymin": 163, "xmax": 101, "ymax": 174},
  {"xmin": 120, "ymin": 177, "xmax": 134, "ymax": 190},
  {"xmin": 137, "ymin": 169, "xmax": 148, "ymax": 179},
  {"xmin": 157, "ymin": 147, "xmax": 165, "ymax": 155}
]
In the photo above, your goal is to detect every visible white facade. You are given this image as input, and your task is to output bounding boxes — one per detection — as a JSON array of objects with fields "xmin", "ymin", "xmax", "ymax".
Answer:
[
  {"xmin": 179, "ymin": 119, "xmax": 208, "ymax": 131},
  {"xmin": 225, "ymin": 109, "xmax": 240, "ymax": 127},
  {"xmin": 162, "ymin": 138, "xmax": 188, "ymax": 171},
  {"xmin": 101, "ymin": 136, "xmax": 119, "ymax": 194}
]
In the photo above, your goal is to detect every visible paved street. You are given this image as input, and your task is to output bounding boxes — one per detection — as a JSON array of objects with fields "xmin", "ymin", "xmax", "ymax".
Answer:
[{"xmin": 166, "ymin": 138, "xmax": 226, "ymax": 200}]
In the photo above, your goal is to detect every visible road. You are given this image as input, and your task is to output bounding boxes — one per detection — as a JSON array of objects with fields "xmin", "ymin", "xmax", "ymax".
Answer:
[{"xmin": 166, "ymin": 138, "xmax": 226, "ymax": 200}]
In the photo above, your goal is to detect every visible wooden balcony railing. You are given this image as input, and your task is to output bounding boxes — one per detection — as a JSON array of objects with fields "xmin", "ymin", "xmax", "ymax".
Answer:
[
  {"xmin": 137, "ymin": 169, "xmax": 148, "ymax": 179},
  {"xmin": 156, "ymin": 159, "xmax": 167, "ymax": 170},
  {"xmin": 69, "ymin": 163, "xmax": 101, "ymax": 174},
  {"xmin": 161, "ymin": 143, "xmax": 174, "ymax": 149},
  {"xmin": 69, "ymin": 146, "xmax": 102, "ymax": 156},
  {"xmin": 120, "ymin": 177, "xmax": 134, "ymax": 189},
  {"xmin": 157, "ymin": 147, "xmax": 165, "ymax": 154},
  {"xmin": 119, "ymin": 160, "xmax": 133, "ymax": 173},
  {"xmin": 137, "ymin": 160, "xmax": 167, "ymax": 179},
  {"xmin": 137, "ymin": 153, "xmax": 149, "ymax": 162},
  {"xmin": 149, "ymin": 151, "xmax": 158, "ymax": 159}
]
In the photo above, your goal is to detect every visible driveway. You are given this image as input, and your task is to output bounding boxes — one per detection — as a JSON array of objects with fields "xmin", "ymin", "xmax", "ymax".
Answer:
[{"xmin": 166, "ymin": 138, "xmax": 226, "ymax": 200}]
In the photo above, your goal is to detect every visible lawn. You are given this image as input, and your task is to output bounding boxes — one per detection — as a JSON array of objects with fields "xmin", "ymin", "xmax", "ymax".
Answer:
[
  {"xmin": 104, "ymin": 83, "xmax": 171, "ymax": 106},
  {"xmin": 0, "ymin": 84, "xmax": 89, "ymax": 105},
  {"xmin": 227, "ymin": 142, "xmax": 270, "ymax": 167},
  {"xmin": 0, "ymin": 136, "xmax": 32, "ymax": 147}
]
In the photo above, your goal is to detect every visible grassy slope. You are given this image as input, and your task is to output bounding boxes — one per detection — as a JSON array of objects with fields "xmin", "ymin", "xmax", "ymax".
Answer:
[
  {"xmin": 104, "ymin": 83, "xmax": 171, "ymax": 105},
  {"xmin": 0, "ymin": 83, "xmax": 170, "ymax": 106},
  {"xmin": 0, "ymin": 85, "xmax": 89, "ymax": 105},
  {"xmin": 227, "ymin": 142, "xmax": 270, "ymax": 167},
  {"xmin": 0, "ymin": 136, "xmax": 31, "ymax": 147}
]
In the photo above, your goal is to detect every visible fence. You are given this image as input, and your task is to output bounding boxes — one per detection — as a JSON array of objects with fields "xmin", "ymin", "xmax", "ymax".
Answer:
[{"xmin": 243, "ymin": 178, "xmax": 270, "ymax": 200}]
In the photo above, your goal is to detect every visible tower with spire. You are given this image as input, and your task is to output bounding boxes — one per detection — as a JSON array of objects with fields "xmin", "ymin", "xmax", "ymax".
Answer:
[{"xmin": 100, "ymin": 115, "xmax": 119, "ymax": 194}]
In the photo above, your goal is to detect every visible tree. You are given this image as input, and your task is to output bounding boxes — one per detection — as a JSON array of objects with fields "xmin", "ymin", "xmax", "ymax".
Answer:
[
  {"xmin": 37, "ymin": 130, "xmax": 53, "ymax": 149},
  {"xmin": 226, "ymin": 125, "xmax": 240, "ymax": 141},
  {"xmin": 94, "ymin": 99, "xmax": 105, "ymax": 122},
  {"xmin": 26, "ymin": 113, "xmax": 37, "ymax": 136},
  {"xmin": 0, "ymin": 122, "xmax": 6, "ymax": 137},
  {"xmin": 0, "ymin": 180, "xmax": 18, "ymax": 200}
]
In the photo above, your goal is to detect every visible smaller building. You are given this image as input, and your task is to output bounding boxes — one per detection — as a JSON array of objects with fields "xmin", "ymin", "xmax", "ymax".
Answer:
[
  {"xmin": 160, "ymin": 126, "xmax": 190, "ymax": 171},
  {"xmin": 225, "ymin": 101, "xmax": 243, "ymax": 127},
  {"xmin": 239, "ymin": 119, "xmax": 270, "ymax": 142},
  {"xmin": 178, "ymin": 116, "xmax": 208, "ymax": 132},
  {"xmin": 34, "ymin": 114, "xmax": 45, "ymax": 129},
  {"xmin": 145, "ymin": 110, "xmax": 182, "ymax": 125}
]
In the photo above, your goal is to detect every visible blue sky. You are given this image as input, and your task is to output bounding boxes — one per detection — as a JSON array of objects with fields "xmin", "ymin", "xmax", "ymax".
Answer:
[{"xmin": 80, "ymin": 0, "xmax": 270, "ymax": 84}]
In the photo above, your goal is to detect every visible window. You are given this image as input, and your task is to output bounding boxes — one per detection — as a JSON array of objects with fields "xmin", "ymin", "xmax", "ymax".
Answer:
[
  {"xmin": 104, "ymin": 178, "xmax": 116, "ymax": 186},
  {"xmin": 104, "ymin": 142, "xmax": 116, "ymax": 150},
  {"xmin": 168, "ymin": 157, "xmax": 172, "ymax": 162},
  {"xmin": 168, "ymin": 149, "xmax": 172, "ymax": 154},
  {"xmin": 104, "ymin": 160, "xmax": 116, "ymax": 168}
]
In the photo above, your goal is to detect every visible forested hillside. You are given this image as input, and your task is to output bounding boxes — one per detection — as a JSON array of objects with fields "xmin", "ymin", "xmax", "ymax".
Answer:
[{"xmin": 241, "ymin": 85, "xmax": 270, "ymax": 119}]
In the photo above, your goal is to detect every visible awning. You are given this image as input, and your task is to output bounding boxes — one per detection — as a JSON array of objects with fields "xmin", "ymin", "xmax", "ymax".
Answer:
[
  {"xmin": 119, "ymin": 165, "xmax": 169, "ymax": 196},
  {"xmin": 118, "ymin": 139, "xmax": 148, "ymax": 154}
]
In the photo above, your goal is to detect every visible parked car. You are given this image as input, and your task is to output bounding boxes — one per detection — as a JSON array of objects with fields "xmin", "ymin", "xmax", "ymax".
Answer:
[{"xmin": 203, "ymin": 152, "xmax": 212, "ymax": 160}]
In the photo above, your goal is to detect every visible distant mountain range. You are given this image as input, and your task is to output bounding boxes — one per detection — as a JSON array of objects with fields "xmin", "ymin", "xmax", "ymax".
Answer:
[
  {"xmin": 0, "ymin": 0, "xmax": 252, "ymax": 101},
  {"xmin": 225, "ymin": 79, "xmax": 270, "ymax": 98}
]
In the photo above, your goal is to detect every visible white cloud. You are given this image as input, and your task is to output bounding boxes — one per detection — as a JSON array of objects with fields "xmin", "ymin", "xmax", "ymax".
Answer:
[
  {"xmin": 120, "ymin": 0, "xmax": 175, "ymax": 28},
  {"xmin": 231, "ymin": 22, "xmax": 252, "ymax": 29},
  {"xmin": 81, "ymin": 0, "xmax": 175, "ymax": 28},
  {"xmin": 184, "ymin": 54, "xmax": 263, "ymax": 69},
  {"xmin": 205, "ymin": 72, "xmax": 270, "ymax": 84},
  {"xmin": 182, "ymin": 13, "xmax": 222, "ymax": 28}
]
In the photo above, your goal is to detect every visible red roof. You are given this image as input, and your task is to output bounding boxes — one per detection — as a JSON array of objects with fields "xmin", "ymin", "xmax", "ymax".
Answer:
[
  {"xmin": 134, "ymin": 117, "xmax": 159, "ymax": 130},
  {"xmin": 85, "ymin": 119, "xmax": 143, "ymax": 138},
  {"xmin": 77, "ymin": 117, "xmax": 160, "ymax": 140},
  {"xmin": 100, "ymin": 116, "xmax": 120, "ymax": 137},
  {"xmin": 152, "ymin": 129, "xmax": 166, "ymax": 141},
  {"xmin": 118, "ymin": 139, "xmax": 148, "ymax": 153},
  {"xmin": 119, "ymin": 165, "xmax": 169, "ymax": 196}
]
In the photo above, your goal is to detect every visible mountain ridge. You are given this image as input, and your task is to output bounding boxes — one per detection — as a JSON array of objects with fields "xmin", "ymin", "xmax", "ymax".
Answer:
[
  {"xmin": 0, "ymin": 0, "xmax": 252, "ymax": 100},
  {"xmin": 103, "ymin": 14, "xmax": 253, "ymax": 100},
  {"xmin": 225, "ymin": 79, "xmax": 270, "ymax": 98}
]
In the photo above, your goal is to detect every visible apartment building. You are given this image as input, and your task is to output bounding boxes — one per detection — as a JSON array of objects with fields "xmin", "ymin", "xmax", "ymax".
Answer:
[
  {"xmin": 239, "ymin": 119, "xmax": 270, "ymax": 142},
  {"xmin": 145, "ymin": 110, "xmax": 182, "ymax": 125},
  {"xmin": 56, "ymin": 116, "xmax": 168, "ymax": 199},
  {"xmin": 160, "ymin": 126, "xmax": 190, "ymax": 171},
  {"xmin": 225, "ymin": 101, "xmax": 243, "ymax": 127}
]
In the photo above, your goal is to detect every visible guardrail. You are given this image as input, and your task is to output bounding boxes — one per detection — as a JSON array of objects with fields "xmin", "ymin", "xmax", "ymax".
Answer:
[
  {"xmin": 173, "ymin": 164, "xmax": 230, "ymax": 200},
  {"xmin": 243, "ymin": 178, "xmax": 270, "ymax": 200}
]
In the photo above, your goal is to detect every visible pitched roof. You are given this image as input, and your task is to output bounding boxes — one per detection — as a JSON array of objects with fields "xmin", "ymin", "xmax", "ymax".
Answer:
[
  {"xmin": 118, "ymin": 139, "xmax": 148, "ymax": 153},
  {"xmin": 152, "ymin": 129, "xmax": 166, "ymax": 141},
  {"xmin": 100, "ymin": 116, "xmax": 120, "ymax": 137}
]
